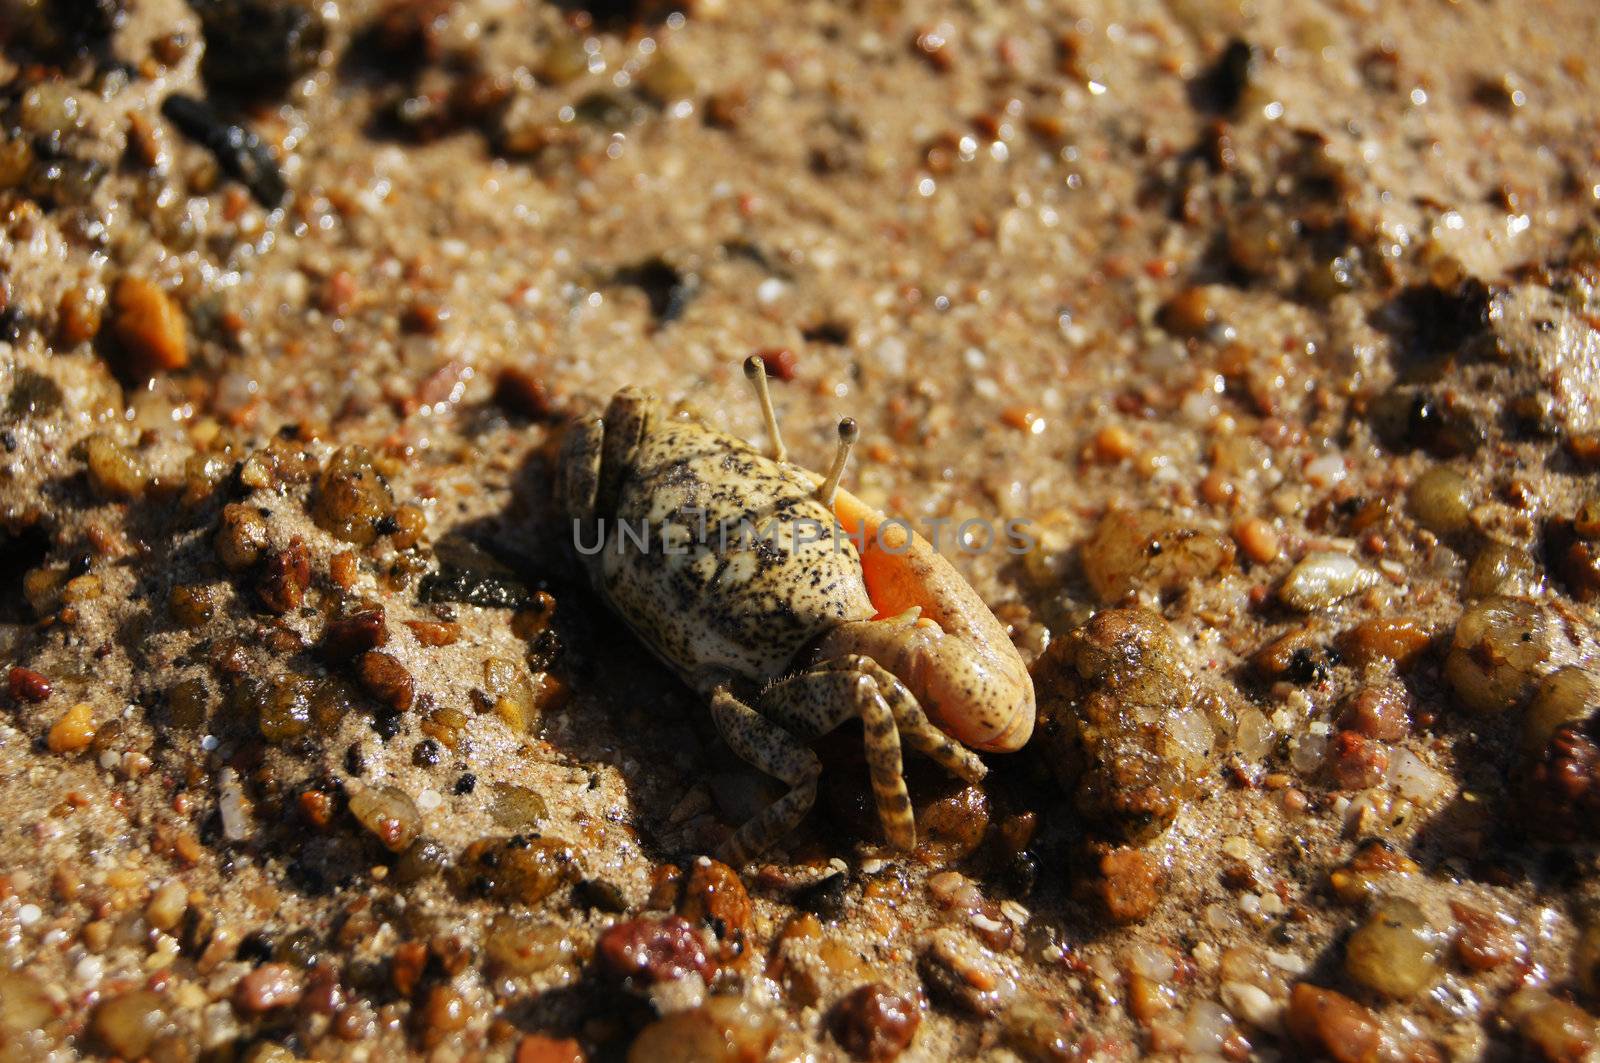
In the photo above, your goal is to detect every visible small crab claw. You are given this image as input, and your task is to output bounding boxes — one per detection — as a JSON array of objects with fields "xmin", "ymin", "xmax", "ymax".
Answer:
[{"xmin": 812, "ymin": 484, "xmax": 1036, "ymax": 753}]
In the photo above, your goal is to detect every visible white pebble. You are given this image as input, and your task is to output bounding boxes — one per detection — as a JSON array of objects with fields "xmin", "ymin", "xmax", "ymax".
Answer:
[
  {"xmin": 416, "ymin": 788, "xmax": 442, "ymax": 813},
  {"xmin": 217, "ymin": 767, "xmax": 254, "ymax": 842},
  {"xmin": 1304, "ymin": 452, "xmax": 1348, "ymax": 488},
  {"xmin": 755, "ymin": 277, "xmax": 786, "ymax": 304},
  {"xmin": 1279, "ymin": 551, "xmax": 1378, "ymax": 611},
  {"xmin": 75, "ymin": 955, "xmax": 104, "ymax": 984},
  {"xmin": 1221, "ymin": 981, "xmax": 1281, "ymax": 1031},
  {"xmin": 17, "ymin": 903, "xmax": 41, "ymax": 926}
]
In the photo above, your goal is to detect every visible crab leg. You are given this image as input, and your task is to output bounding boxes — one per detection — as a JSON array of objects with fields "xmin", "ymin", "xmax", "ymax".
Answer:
[
  {"xmin": 810, "ymin": 654, "xmax": 987, "ymax": 784},
  {"xmin": 713, "ymin": 659, "xmax": 928, "ymax": 859},
  {"xmin": 711, "ymin": 686, "xmax": 822, "ymax": 864}
]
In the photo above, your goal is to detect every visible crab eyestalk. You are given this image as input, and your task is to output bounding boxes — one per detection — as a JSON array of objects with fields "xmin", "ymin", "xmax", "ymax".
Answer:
[
  {"xmin": 816, "ymin": 417, "xmax": 858, "ymax": 507},
  {"xmin": 743, "ymin": 354, "xmax": 787, "ymax": 463}
]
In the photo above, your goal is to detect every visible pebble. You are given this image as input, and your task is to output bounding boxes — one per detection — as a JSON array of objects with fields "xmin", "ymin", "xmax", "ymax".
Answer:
[
  {"xmin": 1232, "ymin": 516, "xmax": 1281, "ymax": 565},
  {"xmin": 357, "ymin": 651, "xmax": 415, "ymax": 712},
  {"xmin": 89, "ymin": 989, "xmax": 168, "ymax": 1058},
  {"xmin": 677, "ymin": 859, "xmax": 752, "ymax": 962},
  {"xmin": 6, "ymin": 666, "xmax": 52, "ymax": 703},
  {"xmin": 1220, "ymin": 981, "xmax": 1279, "ymax": 1031},
  {"xmin": 47, "ymin": 702, "xmax": 96, "ymax": 754},
  {"xmin": 918, "ymin": 929, "xmax": 1013, "ymax": 1017},
  {"xmin": 110, "ymin": 275, "xmax": 189, "ymax": 378},
  {"xmin": 516, "ymin": 1034, "xmax": 587, "ymax": 1063},
  {"xmin": 597, "ymin": 915, "xmax": 717, "ymax": 988},
  {"xmin": 1340, "ymin": 683, "xmax": 1412, "ymax": 741},
  {"xmin": 626, "ymin": 997, "xmax": 778, "ymax": 1063},
  {"xmin": 1323, "ymin": 730, "xmax": 1390, "ymax": 790},
  {"xmin": 1285, "ymin": 983, "xmax": 1382, "ymax": 1063},
  {"xmin": 218, "ymin": 768, "xmax": 255, "ymax": 841},
  {"xmin": 1445, "ymin": 596, "xmax": 1561, "ymax": 712},
  {"xmin": 1523, "ymin": 666, "xmax": 1600, "ymax": 756},
  {"xmin": 84, "ymin": 434, "xmax": 147, "ymax": 500},
  {"xmin": 233, "ymin": 963, "xmax": 304, "ymax": 1013},
  {"xmin": 828, "ymin": 983, "xmax": 920, "ymax": 1061},
  {"xmin": 1451, "ymin": 902, "xmax": 1521, "ymax": 971},
  {"xmin": 146, "ymin": 879, "xmax": 188, "ymax": 931},
  {"xmin": 348, "ymin": 785, "xmax": 422, "ymax": 853},
  {"xmin": 452, "ymin": 834, "xmax": 578, "ymax": 905},
  {"xmin": 485, "ymin": 913, "xmax": 578, "ymax": 977},
  {"xmin": 1502, "ymin": 988, "xmax": 1597, "ymax": 1063},
  {"xmin": 1278, "ymin": 551, "xmax": 1378, "ymax": 611},
  {"xmin": 1344, "ymin": 898, "xmax": 1441, "ymax": 999},
  {"xmin": 1082, "ymin": 845, "xmax": 1166, "ymax": 925},
  {"xmin": 1408, "ymin": 466, "xmax": 1475, "ymax": 536}
]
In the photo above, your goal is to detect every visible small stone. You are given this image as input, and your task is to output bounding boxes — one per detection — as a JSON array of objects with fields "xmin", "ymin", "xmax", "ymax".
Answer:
[
  {"xmin": 8, "ymin": 665, "xmax": 52, "ymax": 703},
  {"xmin": 404, "ymin": 619, "xmax": 458, "ymax": 646},
  {"xmin": 257, "ymin": 537, "xmax": 310, "ymax": 613},
  {"xmin": 1339, "ymin": 684, "xmax": 1412, "ymax": 741},
  {"xmin": 1278, "ymin": 552, "xmax": 1377, "ymax": 612},
  {"xmin": 625, "ymin": 997, "xmax": 778, "ymax": 1063},
  {"xmin": 488, "ymin": 783, "xmax": 549, "ymax": 829},
  {"xmin": 451, "ymin": 835, "xmax": 579, "ymax": 906},
  {"xmin": 828, "ymin": 983, "xmax": 920, "ymax": 1061},
  {"xmin": 1451, "ymin": 901, "xmax": 1520, "ymax": 971},
  {"xmin": 84, "ymin": 434, "xmax": 147, "ymax": 499},
  {"xmin": 638, "ymin": 54, "xmax": 696, "ymax": 104},
  {"xmin": 358, "ymin": 651, "xmax": 415, "ymax": 711},
  {"xmin": 1285, "ymin": 983, "xmax": 1381, "ymax": 1063},
  {"xmin": 1323, "ymin": 731, "xmax": 1390, "ymax": 791},
  {"xmin": 1343, "ymin": 898, "xmax": 1441, "ymax": 999},
  {"xmin": 169, "ymin": 584, "xmax": 221, "ymax": 628},
  {"xmin": 1232, "ymin": 516, "xmax": 1281, "ymax": 565},
  {"xmin": 485, "ymin": 914, "xmax": 578, "ymax": 977},
  {"xmin": 313, "ymin": 446, "xmax": 394, "ymax": 546},
  {"xmin": 1337, "ymin": 618, "xmax": 1432, "ymax": 671},
  {"xmin": 1502, "ymin": 988, "xmax": 1598, "ymax": 1063},
  {"xmin": 215, "ymin": 504, "xmax": 270, "ymax": 572},
  {"xmin": 348, "ymin": 785, "xmax": 421, "ymax": 853},
  {"xmin": 322, "ymin": 609, "xmax": 388, "ymax": 660},
  {"xmin": 596, "ymin": 915, "xmax": 717, "ymax": 988},
  {"xmin": 516, "ymin": 1034, "xmax": 587, "ymax": 1063},
  {"xmin": 48, "ymin": 702, "xmax": 96, "ymax": 754},
  {"xmin": 1523, "ymin": 666, "xmax": 1600, "ymax": 757},
  {"xmin": 493, "ymin": 366, "xmax": 556, "ymax": 420},
  {"xmin": 109, "ymin": 275, "xmax": 188, "ymax": 378},
  {"xmin": 146, "ymin": 879, "xmax": 188, "ymax": 932},
  {"xmin": 233, "ymin": 963, "xmax": 303, "ymax": 1013},
  {"xmin": 90, "ymin": 989, "xmax": 168, "ymax": 1058},
  {"xmin": 1157, "ymin": 286, "xmax": 1218, "ymax": 338},
  {"xmin": 1408, "ymin": 466, "xmax": 1475, "ymax": 536},
  {"xmin": 919, "ymin": 929, "xmax": 1012, "ymax": 1017},
  {"xmin": 419, "ymin": 985, "xmax": 468, "ymax": 1048},
  {"xmin": 1080, "ymin": 846, "xmax": 1165, "ymax": 925},
  {"xmin": 677, "ymin": 859, "xmax": 752, "ymax": 962}
]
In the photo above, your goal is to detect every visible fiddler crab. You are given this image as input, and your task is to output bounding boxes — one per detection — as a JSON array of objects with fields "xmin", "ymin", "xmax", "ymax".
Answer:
[{"xmin": 559, "ymin": 358, "xmax": 1035, "ymax": 862}]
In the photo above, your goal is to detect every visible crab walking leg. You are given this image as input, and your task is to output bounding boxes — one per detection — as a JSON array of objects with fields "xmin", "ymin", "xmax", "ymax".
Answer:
[
  {"xmin": 755, "ymin": 667, "xmax": 918, "ymax": 852},
  {"xmin": 710, "ymin": 687, "xmax": 823, "ymax": 863},
  {"xmin": 812, "ymin": 655, "xmax": 987, "ymax": 784}
]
